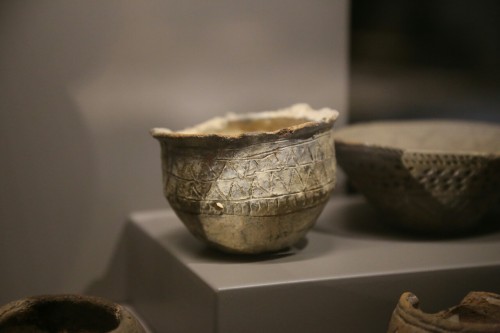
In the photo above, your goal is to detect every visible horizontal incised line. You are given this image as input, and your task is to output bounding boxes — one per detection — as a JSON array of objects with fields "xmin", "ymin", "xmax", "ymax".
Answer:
[{"xmin": 172, "ymin": 180, "xmax": 335, "ymax": 202}]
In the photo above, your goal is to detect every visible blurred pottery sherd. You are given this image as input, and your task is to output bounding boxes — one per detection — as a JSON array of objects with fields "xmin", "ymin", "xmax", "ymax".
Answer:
[
  {"xmin": 151, "ymin": 104, "xmax": 339, "ymax": 254},
  {"xmin": 335, "ymin": 120, "xmax": 500, "ymax": 233},
  {"xmin": 388, "ymin": 291, "xmax": 500, "ymax": 333},
  {"xmin": 0, "ymin": 294, "xmax": 146, "ymax": 333}
]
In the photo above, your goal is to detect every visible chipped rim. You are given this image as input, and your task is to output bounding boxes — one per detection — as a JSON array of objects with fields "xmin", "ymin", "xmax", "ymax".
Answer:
[
  {"xmin": 394, "ymin": 291, "xmax": 500, "ymax": 332},
  {"xmin": 151, "ymin": 104, "xmax": 339, "ymax": 147},
  {"xmin": 334, "ymin": 120, "xmax": 500, "ymax": 157}
]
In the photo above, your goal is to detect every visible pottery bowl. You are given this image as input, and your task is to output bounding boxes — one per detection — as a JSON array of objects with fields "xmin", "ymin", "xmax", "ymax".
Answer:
[
  {"xmin": 335, "ymin": 120, "xmax": 500, "ymax": 233},
  {"xmin": 388, "ymin": 291, "xmax": 500, "ymax": 333},
  {"xmin": 151, "ymin": 104, "xmax": 339, "ymax": 254},
  {"xmin": 0, "ymin": 294, "xmax": 145, "ymax": 333}
]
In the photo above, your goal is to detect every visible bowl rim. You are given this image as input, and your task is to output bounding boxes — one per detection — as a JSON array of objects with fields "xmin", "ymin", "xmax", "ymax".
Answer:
[
  {"xmin": 150, "ymin": 104, "xmax": 338, "ymax": 145},
  {"xmin": 334, "ymin": 119, "xmax": 500, "ymax": 157},
  {"xmin": 393, "ymin": 291, "xmax": 500, "ymax": 331}
]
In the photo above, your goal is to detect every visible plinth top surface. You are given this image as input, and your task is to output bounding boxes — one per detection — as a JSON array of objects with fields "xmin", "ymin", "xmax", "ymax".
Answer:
[{"xmin": 130, "ymin": 196, "xmax": 500, "ymax": 291}]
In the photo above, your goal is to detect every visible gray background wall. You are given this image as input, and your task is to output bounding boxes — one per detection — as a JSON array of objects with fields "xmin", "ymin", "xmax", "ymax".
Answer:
[{"xmin": 0, "ymin": 0, "xmax": 348, "ymax": 304}]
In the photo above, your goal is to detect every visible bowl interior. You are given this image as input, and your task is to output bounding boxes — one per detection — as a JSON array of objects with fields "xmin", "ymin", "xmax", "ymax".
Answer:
[
  {"xmin": 335, "ymin": 120, "xmax": 500, "ymax": 154},
  {"xmin": 0, "ymin": 298, "xmax": 119, "ymax": 332},
  {"xmin": 151, "ymin": 104, "xmax": 338, "ymax": 139},
  {"xmin": 193, "ymin": 117, "xmax": 309, "ymax": 135}
]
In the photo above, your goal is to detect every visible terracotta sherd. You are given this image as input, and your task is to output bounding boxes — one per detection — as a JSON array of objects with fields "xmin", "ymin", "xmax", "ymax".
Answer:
[{"xmin": 388, "ymin": 291, "xmax": 500, "ymax": 333}]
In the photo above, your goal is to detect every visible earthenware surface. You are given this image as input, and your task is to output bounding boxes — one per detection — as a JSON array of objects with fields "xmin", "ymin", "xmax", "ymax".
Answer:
[
  {"xmin": 388, "ymin": 291, "xmax": 500, "ymax": 333},
  {"xmin": 335, "ymin": 120, "xmax": 500, "ymax": 234},
  {"xmin": 152, "ymin": 104, "xmax": 339, "ymax": 254},
  {"xmin": 0, "ymin": 294, "xmax": 146, "ymax": 333}
]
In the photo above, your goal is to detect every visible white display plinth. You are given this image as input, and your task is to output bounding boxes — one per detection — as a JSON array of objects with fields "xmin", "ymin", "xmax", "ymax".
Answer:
[{"xmin": 127, "ymin": 196, "xmax": 500, "ymax": 333}]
